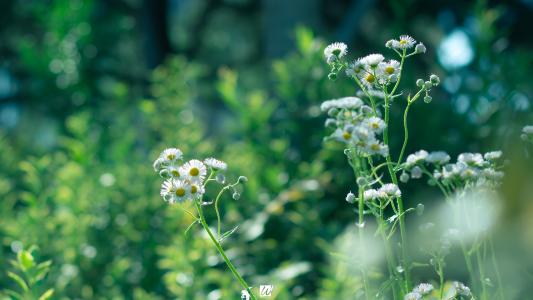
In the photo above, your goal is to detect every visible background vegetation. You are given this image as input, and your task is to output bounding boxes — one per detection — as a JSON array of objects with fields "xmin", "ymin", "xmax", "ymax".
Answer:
[{"xmin": 1, "ymin": 0, "xmax": 532, "ymax": 299}]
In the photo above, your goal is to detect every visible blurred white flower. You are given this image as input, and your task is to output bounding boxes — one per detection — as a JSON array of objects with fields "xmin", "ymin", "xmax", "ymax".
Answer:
[
  {"xmin": 324, "ymin": 42, "xmax": 348, "ymax": 60},
  {"xmin": 204, "ymin": 157, "xmax": 227, "ymax": 171}
]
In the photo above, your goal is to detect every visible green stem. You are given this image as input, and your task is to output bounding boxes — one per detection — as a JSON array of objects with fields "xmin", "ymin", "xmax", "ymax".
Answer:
[
  {"xmin": 476, "ymin": 247, "xmax": 488, "ymax": 300},
  {"xmin": 489, "ymin": 236, "xmax": 505, "ymax": 300},
  {"xmin": 437, "ymin": 260, "xmax": 445, "ymax": 299},
  {"xmin": 378, "ymin": 200, "xmax": 400, "ymax": 299},
  {"xmin": 383, "ymin": 90, "xmax": 411, "ymax": 292},
  {"xmin": 358, "ymin": 189, "xmax": 371, "ymax": 300},
  {"xmin": 194, "ymin": 201, "xmax": 256, "ymax": 300},
  {"xmin": 397, "ymin": 103, "xmax": 411, "ymax": 167}
]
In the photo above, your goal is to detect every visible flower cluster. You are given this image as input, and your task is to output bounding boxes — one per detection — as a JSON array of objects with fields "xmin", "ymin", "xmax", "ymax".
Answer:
[
  {"xmin": 153, "ymin": 147, "xmax": 227, "ymax": 203},
  {"xmin": 385, "ymin": 35, "xmax": 426, "ymax": 53},
  {"xmin": 322, "ymin": 97, "xmax": 388, "ymax": 157},
  {"xmin": 401, "ymin": 150, "xmax": 504, "ymax": 187},
  {"xmin": 363, "ymin": 183, "xmax": 401, "ymax": 201}
]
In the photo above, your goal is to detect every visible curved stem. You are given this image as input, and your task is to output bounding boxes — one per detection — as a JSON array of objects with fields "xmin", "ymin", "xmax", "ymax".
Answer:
[
  {"xmin": 194, "ymin": 201, "xmax": 256, "ymax": 299},
  {"xmin": 489, "ymin": 236, "xmax": 505, "ymax": 300},
  {"xmin": 358, "ymin": 189, "xmax": 371, "ymax": 300},
  {"xmin": 397, "ymin": 103, "xmax": 411, "ymax": 166}
]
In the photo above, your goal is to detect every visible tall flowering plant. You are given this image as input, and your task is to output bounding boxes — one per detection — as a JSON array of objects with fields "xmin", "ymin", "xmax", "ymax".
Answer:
[
  {"xmin": 153, "ymin": 148, "xmax": 255, "ymax": 299},
  {"xmin": 322, "ymin": 36, "xmax": 505, "ymax": 300}
]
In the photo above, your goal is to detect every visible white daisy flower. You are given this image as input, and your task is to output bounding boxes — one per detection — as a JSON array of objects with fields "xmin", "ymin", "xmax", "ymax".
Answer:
[
  {"xmin": 426, "ymin": 151, "xmax": 451, "ymax": 164},
  {"xmin": 324, "ymin": 42, "xmax": 348, "ymax": 60},
  {"xmin": 188, "ymin": 181, "xmax": 206, "ymax": 199},
  {"xmin": 482, "ymin": 168, "xmax": 504, "ymax": 181},
  {"xmin": 332, "ymin": 128, "xmax": 354, "ymax": 143},
  {"xmin": 345, "ymin": 59, "xmax": 366, "ymax": 77},
  {"xmin": 160, "ymin": 148, "xmax": 183, "ymax": 163},
  {"xmin": 345, "ymin": 192, "xmax": 356, "ymax": 204},
  {"xmin": 413, "ymin": 283, "xmax": 434, "ymax": 295},
  {"xmin": 365, "ymin": 140, "xmax": 389, "ymax": 157},
  {"xmin": 166, "ymin": 165, "xmax": 183, "ymax": 179},
  {"xmin": 406, "ymin": 150, "xmax": 428, "ymax": 167},
  {"xmin": 484, "ymin": 151, "xmax": 502, "ymax": 161},
  {"xmin": 379, "ymin": 183, "xmax": 401, "ymax": 198},
  {"xmin": 458, "ymin": 153, "xmax": 485, "ymax": 167},
  {"xmin": 356, "ymin": 89, "xmax": 386, "ymax": 99},
  {"xmin": 204, "ymin": 157, "xmax": 227, "ymax": 171},
  {"xmin": 180, "ymin": 159, "xmax": 207, "ymax": 183},
  {"xmin": 404, "ymin": 292, "xmax": 422, "ymax": 300},
  {"xmin": 363, "ymin": 117, "xmax": 386, "ymax": 133},
  {"xmin": 161, "ymin": 179, "xmax": 190, "ymax": 203},
  {"xmin": 377, "ymin": 59, "xmax": 400, "ymax": 80},
  {"xmin": 460, "ymin": 167, "xmax": 480, "ymax": 180},
  {"xmin": 360, "ymin": 72, "xmax": 378, "ymax": 88},
  {"xmin": 363, "ymin": 189, "xmax": 380, "ymax": 201},
  {"xmin": 361, "ymin": 53, "xmax": 384, "ymax": 67},
  {"xmin": 320, "ymin": 97, "xmax": 363, "ymax": 111},
  {"xmin": 393, "ymin": 35, "xmax": 416, "ymax": 50}
]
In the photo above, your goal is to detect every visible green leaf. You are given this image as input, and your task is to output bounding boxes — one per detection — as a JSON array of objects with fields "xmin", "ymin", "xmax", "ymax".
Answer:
[
  {"xmin": 7, "ymin": 271, "xmax": 28, "ymax": 292},
  {"xmin": 3, "ymin": 289, "xmax": 23, "ymax": 300},
  {"xmin": 219, "ymin": 225, "xmax": 239, "ymax": 243},
  {"xmin": 38, "ymin": 289, "xmax": 54, "ymax": 300},
  {"xmin": 17, "ymin": 251, "xmax": 34, "ymax": 270}
]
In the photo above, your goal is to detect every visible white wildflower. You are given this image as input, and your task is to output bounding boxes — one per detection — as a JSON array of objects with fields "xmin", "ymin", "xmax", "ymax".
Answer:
[
  {"xmin": 204, "ymin": 157, "xmax": 227, "ymax": 171},
  {"xmin": 379, "ymin": 183, "xmax": 401, "ymax": 198},
  {"xmin": 188, "ymin": 181, "xmax": 205, "ymax": 200},
  {"xmin": 160, "ymin": 148, "xmax": 183, "ymax": 164},
  {"xmin": 458, "ymin": 153, "xmax": 485, "ymax": 167},
  {"xmin": 426, "ymin": 151, "xmax": 451, "ymax": 164},
  {"xmin": 324, "ymin": 42, "xmax": 348, "ymax": 60},
  {"xmin": 484, "ymin": 151, "xmax": 502, "ymax": 161},
  {"xmin": 160, "ymin": 179, "xmax": 190, "ymax": 203},
  {"xmin": 345, "ymin": 59, "xmax": 366, "ymax": 77},
  {"xmin": 377, "ymin": 59, "xmax": 400, "ymax": 83},
  {"xmin": 320, "ymin": 97, "xmax": 364, "ymax": 112},
  {"xmin": 363, "ymin": 117, "xmax": 386, "ymax": 133},
  {"xmin": 363, "ymin": 189, "xmax": 380, "ymax": 201},
  {"xmin": 413, "ymin": 283, "xmax": 434, "ymax": 295},
  {"xmin": 361, "ymin": 53, "xmax": 384, "ymax": 67},
  {"xmin": 180, "ymin": 159, "xmax": 207, "ymax": 183},
  {"xmin": 365, "ymin": 140, "xmax": 389, "ymax": 157},
  {"xmin": 523, "ymin": 125, "xmax": 533, "ymax": 134},
  {"xmin": 406, "ymin": 150, "xmax": 428, "ymax": 167},
  {"xmin": 393, "ymin": 35, "xmax": 416, "ymax": 50}
]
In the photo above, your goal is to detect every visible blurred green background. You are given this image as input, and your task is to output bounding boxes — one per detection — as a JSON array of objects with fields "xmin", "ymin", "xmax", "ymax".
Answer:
[{"xmin": 0, "ymin": 0, "xmax": 532, "ymax": 299}]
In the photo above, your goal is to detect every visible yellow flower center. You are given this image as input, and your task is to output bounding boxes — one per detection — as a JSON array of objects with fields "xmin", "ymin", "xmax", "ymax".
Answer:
[
  {"xmin": 342, "ymin": 132, "xmax": 351, "ymax": 140},
  {"xmin": 175, "ymin": 188, "xmax": 186, "ymax": 197},
  {"xmin": 371, "ymin": 122, "xmax": 379, "ymax": 129},
  {"xmin": 167, "ymin": 154, "xmax": 176, "ymax": 160},
  {"xmin": 371, "ymin": 144, "xmax": 380, "ymax": 151},
  {"xmin": 385, "ymin": 66, "xmax": 395, "ymax": 74},
  {"xmin": 365, "ymin": 74, "xmax": 375, "ymax": 83},
  {"xmin": 171, "ymin": 170, "xmax": 180, "ymax": 177},
  {"xmin": 191, "ymin": 185, "xmax": 198, "ymax": 194},
  {"xmin": 189, "ymin": 167, "xmax": 199, "ymax": 176},
  {"xmin": 400, "ymin": 39, "xmax": 407, "ymax": 45}
]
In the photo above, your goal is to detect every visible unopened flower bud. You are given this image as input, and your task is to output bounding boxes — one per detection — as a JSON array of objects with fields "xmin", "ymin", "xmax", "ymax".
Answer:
[
  {"xmin": 238, "ymin": 176, "xmax": 248, "ymax": 183},
  {"xmin": 232, "ymin": 192, "xmax": 241, "ymax": 200},
  {"xmin": 346, "ymin": 192, "xmax": 356, "ymax": 204},
  {"xmin": 356, "ymin": 177, "xmax": 367, "ymax": 186},
  {"xmin": 216, "ymin": 173, "xmax": 226, "ymax": 184},
  {"xmin": 400, "ymin": 173, "xmax": 410, "ymax": 183},
  {"xmin": 416, "ymin": 79, "xmax": 424, "ymax": 87},
  {"xmin": 326, "ymin": 55, "xmax": 337, "ymax": 64},
  {"xmin": 328, "ymin": 72, "xmax": 338, "ymax": 81},
  {"xmin": 424, "ymin": 81, "xmax": 432, "ymax": 89},
  {"xmin": 325, "ymin": 118, "xmax": 336, "ymax": 127},
  {"xmin": 429, "ymin": 74, "xmax": 440, "ymax": 85},
  {"xmin": 424, "ymin": 95, "xmax": 432, "ymax": 103},
  {"xmin": 415, "ymin": 43, "xmax": 426, "ymax": 53},
  {"xmin": 385, "ymin": 40, "xmax": 394, "ymax": 48}
]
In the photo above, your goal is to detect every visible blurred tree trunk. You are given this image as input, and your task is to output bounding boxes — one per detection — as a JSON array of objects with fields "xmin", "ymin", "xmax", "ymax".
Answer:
[{"xmin": 142, "ymin": 0, "xmax": 171, "ymax": 68}]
